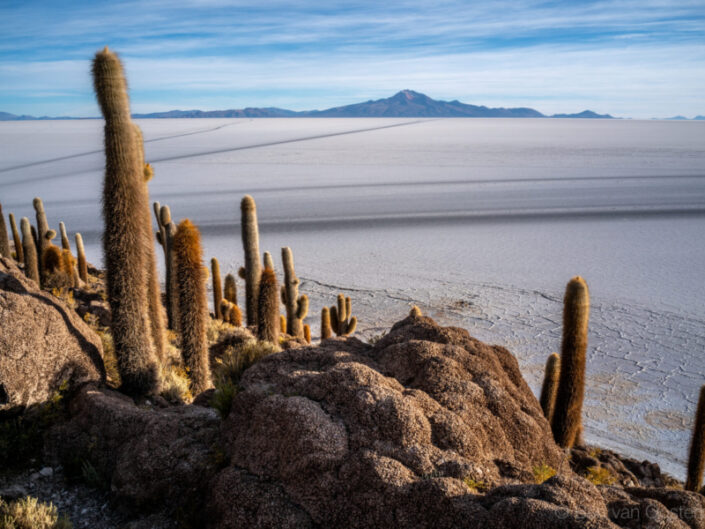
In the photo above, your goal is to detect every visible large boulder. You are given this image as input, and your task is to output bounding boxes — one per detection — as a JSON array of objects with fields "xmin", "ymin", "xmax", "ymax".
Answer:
[{"xmin": 0, "ymin": 257, "xmax": 104, "ymax": 414}]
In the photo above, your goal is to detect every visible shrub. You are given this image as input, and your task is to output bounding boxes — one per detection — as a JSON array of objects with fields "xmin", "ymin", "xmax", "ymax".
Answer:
[
  {"xmin": 585, "ymin": 466, "xmax": 616, "ymax": 486},
  {"xmin": 211, "ymin": 339, "xmax": 280, "ymax": 387},
  {"xmin": 532, "ymin": 463, "xmax": 557, "ymax": 484},
  {"xmin": 210, "ymin": 381, "xmax": 237, "ymax": 418},
  {"xmin": 0, "ymin": 496, "xmax": 72, "ymax": 529},
  {"xmin": 160, "ymin": 364, "xmax": 193, "ymax": 404},
  {"xmin": 462, "ymin": 477, "xmax": 488, "ymax": 492}
]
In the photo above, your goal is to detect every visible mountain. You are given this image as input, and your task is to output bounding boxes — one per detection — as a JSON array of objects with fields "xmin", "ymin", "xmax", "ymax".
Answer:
[
  {"xmin": 2, "ymin": 91, "xmax": 618, "ymax": 119},
  {"xmin": 551, "ymin": 110, "xmax": 614, "ymax": 119}
]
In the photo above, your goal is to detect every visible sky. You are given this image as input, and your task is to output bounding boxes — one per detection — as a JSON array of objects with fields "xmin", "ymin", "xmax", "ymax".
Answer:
[{"xmin": 0, "ymin": 0, "xmax": 704, "ymax": 118}]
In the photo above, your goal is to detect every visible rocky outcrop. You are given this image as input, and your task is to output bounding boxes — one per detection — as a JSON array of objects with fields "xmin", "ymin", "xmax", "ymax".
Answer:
[{"xmin": 0, "ymin": 257, "xmax": 104, "ymax": 414}]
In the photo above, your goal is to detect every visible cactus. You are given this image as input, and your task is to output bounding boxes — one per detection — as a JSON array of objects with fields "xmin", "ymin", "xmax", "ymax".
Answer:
[
  {"xmin": 59, "ymin": 221, "xmax": 71, "ymax": 251},
  {"xmin": 321, "ymin": 307, "xmax": 332, "ymax": 339},
  {"xmin": 223, "ymin": 273, "xmax": 237, "ymax": 305},
  {"xmin": 303, "ymin": 324, "xmax": 311, "ymax": 344},
  {"xmin": 241, "ymin": 195, "xmax": 261, "ymax": 327},
  {"xmin": 409, "ymin": 305, "xmax": 422, "ymax": 318},
  {"xmin": 154, "ymin": 203, "xmax": 178, "ymax": 331},
  {"xmin": 220, "ymin": 299, "xmax": 242, "ymax": 327},
  {"xmin": 20, "ymin": 218, "xmax": 39, "ymax": 283},
  {"xmin": 93, "ymin": 46, "xmax": 159, "ymax": 396},
  {"xmin": 330, "ymin": 294, "xmax": 357, "ymax": 336},
  {"xmin": 9, "ymin": 213, "xmax": 23, "ymax": 263},
  {"xmin": 281, "ymin": 247, "xmax": 309, "ymax": 339},
  {"xmin": 263, "ymin": 251, "xmax": 274, "ymax": 270},
  {"xmin": 75, "ymin": 233, "xmax": 88, "ymax": 283},
  {"xmin": 42, "ymin": 244, "xmax": 62, "ymax": 274},
  {"xmin": 33, "ymin": 197, "xmax": 49, "ymax": 272},
  {"xmin": 257, "ymin": 267, "xmax": 279, "ymax": 343},
  {"xmin": 173, "ymin": 219, "xmax": 212, "ymax": 395},
  {"xmin": 280, "ymin": 314, "xmax": 287, "ymax": 335},
  {"xmin": 686, "ymin": 385, "xmax": 705, "ymax": 491},
  {"xmin": 0, "ymin": 203, "xmax": 10, "ymax": 258},
  {"xmin": 61, "ymin": 249, "xmax": 78, "ymax": 288},
  {"xmin": 211, "ymin": 257, "xmax": 223, "ymax": 319},
  {"xmin": 551, "ymin": 276, "xmax": 590, "ymax": 448},
  {"xmin": 539, "ymin": 353, "xmax": 561, "ymax": 424}
]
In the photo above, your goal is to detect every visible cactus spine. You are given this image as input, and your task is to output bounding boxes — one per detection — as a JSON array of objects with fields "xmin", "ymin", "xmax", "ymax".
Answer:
[
  {"xmin": 686, "ymin": 385, "xmax": 705, "ymax": 491},
  {"xmin": 20, "ymin": 217, "xmax": 39, "ymax": 284},
  {"xmin": 551, "ymin": 276, "xmax": 590, "ymax": 448},
  {"xmin": 0, "ymin": 204, "xmax": 10, "ymax": 258},
  {"xmin": 539, "ymin": 353, "xmax": 561, "ymax": 424},
  {"xmin": 93, "ymin": 46, "xmax": 159, "ymax": 396},
  {"xmin": 281, "ymin": 247, "xmax": 309, "ymax": 338},
  {"xmin": 257, "ymin": 267, "xmax": 279, "ymax": 344},
  {"xmin": 241, "ymin": 195, "xmax": 261, "ymax": 327},
  {"xmin": 211, "ymin": 257, "xmax": 223, "ymax": 319},
  {"xmin": 59, "ymin": 221, "xmax": 71, "ymax": 251},
  {"xmin": 173, "ymin": 219, "xmax": 211, "ymax": 394},
  {"xmin": 9, "ymin": 213, "xmax": 23, "ymax": 263},
  {"xmin": 33, "ymin": 197, "xmax": 49, "ymax": 274},
  {"xmin": 75, "ymin": 233, "xmax": 88, "ymax": 283},
  {"xmin": 321, "ymin": 307, "xmax": 332, "ymax": 339}
]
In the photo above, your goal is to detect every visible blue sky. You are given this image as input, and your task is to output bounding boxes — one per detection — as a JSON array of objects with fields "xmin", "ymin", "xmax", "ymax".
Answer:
[{"xmin": 1, "ymin": 0, "xmax": 704, "ymax": 118}]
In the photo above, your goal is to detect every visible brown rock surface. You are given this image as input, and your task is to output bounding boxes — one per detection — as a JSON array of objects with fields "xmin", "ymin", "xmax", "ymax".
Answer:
[{"xmin": 0, "ymin": 256, "xmax": 104, "ymax": 414}]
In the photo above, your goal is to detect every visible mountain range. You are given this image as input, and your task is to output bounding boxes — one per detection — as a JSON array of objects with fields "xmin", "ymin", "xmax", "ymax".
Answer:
[{"xmin": 0, "ymin": 89, "xmax": 650, "ymax": 120}]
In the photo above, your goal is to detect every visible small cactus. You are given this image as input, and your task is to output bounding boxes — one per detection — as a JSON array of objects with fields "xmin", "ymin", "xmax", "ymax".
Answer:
[
  {"xmin": 551, "ymin": 276, "xmax": 590, "ymax": 448},
  {"xmin": 20, "ymin": 217, "xmax": 39, "ymax": 283},
  {"xmin": 280, "ymin": 314, "xmax": 287, "ymax": 335},
  {"xmin": 173, "ymin": 219, "xmax": 212, "ymax": 395},
  {"xmin": 409, "ymin": 305, "xmax": 422, "ymax": 318},
  {"xmin": 330, "ymin": 294, "xmax": 357, "ymax": 336},
  {"xmin": 0, "ymin": 203, "xmax": 10, "ymax": 258},
  {"xmin": 281, "ymin": 247, "xmax": 308, "ymax": 339},
  {"xmin": 33, "ymin": 197, "xmax": 50, "ymax": 274},
  {"xmin": 257, "ymin": 267, "xmax": 279, "ymax": 344},
  {"xmin": 9, "ymin": 213, "xmax": 23, "ymax": 263},
  {"xmin": 59, "ymin": 221, "xmax": 71, "ymax": 251},
  {"xmin": 539, "ymin": 353, "xmax": 561, "ymax": 424},
  {"xmin": 686, "ymin": 385, "xmax": 705, "ymax": 491},
  {"xmin": 241, "ymin": 195, "xmax": 261, "ymax": 327},
  {"xmin": 229, "ymin": 303, "xmax": 242, "ymax": 327},
  {"xmin": 224, "ymin": 273, "xmax": 237, "ymax": 305},
  {"xmin": 303, "ymin": 324, "xmax": 311, "ymax": 344},
  {"xmin": 321, "ymin": 307, "xmax": 332, "ymax": 339},
  {"xmin": 75, "ymin": 233, "xmax": 88, "ymax": 283},
  {"xmin": 211, "ymin": 257, "xmax": 223, "ymax": 319}
]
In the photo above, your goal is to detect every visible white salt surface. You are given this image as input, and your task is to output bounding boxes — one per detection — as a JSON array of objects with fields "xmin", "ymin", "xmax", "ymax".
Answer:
[{"xmin": 1, "ymin": 118, "xmax": 704, "ymax": 478}]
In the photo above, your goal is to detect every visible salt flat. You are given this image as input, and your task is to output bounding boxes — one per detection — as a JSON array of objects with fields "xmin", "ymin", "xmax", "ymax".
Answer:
[{"xmin": 1, "ymin": 117, "xmax": 704, "ymax": 477}]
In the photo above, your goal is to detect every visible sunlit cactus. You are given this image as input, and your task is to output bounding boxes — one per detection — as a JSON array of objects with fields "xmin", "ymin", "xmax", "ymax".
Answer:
[
  {"xmin": 330, "ymin": 293, "xmax": 357, "ymax": 336},
  {"xmin": 409, "ymin": 305, "xmax": 422, "ymax": 318},
  {"xmin": 551, "ymin": 276, "xmax": 590, "ymax": 448},
  {"xmin": 0, "ymin": 203, "xmax": 10, "ymax": 258},
  {"xmin": 263, "ymin": 251, "xmax": 274, "ymax": 270},
  {"xmin": 75, "ymin": 233, "xmax": 88, "ymax": 283},
  {"xmin": 539, "ymin": 353, "xmax": 561, "ymax": 424},
  {"xmin": 93, "ymin": 46, "xmax": 159, "ymax": 396},
  {"xmin": 257, "ymin": 267, "xmax": 279, "ymax": 343},
  {"xmin": 173, "ymin": 219, "xmax": 212, "ymax": 395},
  {"xmin": 241, "ymin": 195, "xmax": 261, "ymax": 327},
  {"xmin": 303, "ymin": 324, "xmax": 311, "ymax": 344},
  {"xmin": 59, "ymin": 221, "xmax": 71, "ymax": 251},
  {"xmin": 20, "ymin": 218, "xmax": 39, "ymax": 283},
  {"xmin": 281, "ymin": 246, "xmax": 308, "ymax": 338},
  {"xmin": 61, "ymin": 248, "xmax": 78, "ymax": 288},
  {"xmin": 321, "ymin": 307, "xmax": 332, "ymax": 340},
  {"xmin": 9, "ymin": 213, "xmax": 23, "ymax": 263},
  {"xmin": 211, "ymin": 257, "xmax": 223, "ymax": 319},
  {"xmin": 280, "ymin": 314, "xmax": 287, "ymax": 335},
  {"xmin": 224, "ymin": 273, "xmax": 237, "ymax": 305},
  {"xmin": 42, "ymin": 244, "xmax": 62, "ymax": 275}
]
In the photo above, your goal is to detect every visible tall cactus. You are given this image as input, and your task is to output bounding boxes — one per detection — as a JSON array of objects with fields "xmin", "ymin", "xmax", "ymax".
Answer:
[
  {"xmin": 59, "ymin": 221, "xmax": 71, "ymax": 251},
  {"xmin": 9, "ymin": 213, "xmax": 23, "ymax": 263},
  {"xmin": 173, "ymin": 219, "xmax": 212, "ymax": 395},
  {"xmin": 133, "ymin": 123, "xmax": 166, "ymax": 362},
  {"xmin": 686, "ymin": 385, "xmax": 705, "ymax": 491},
  {"xmin": 93, "ymin": 46, "xmax": 159, "ymax": 396},
  {"xmin": 281, "ymin": 247, "xmax": 308, "ymax": 338},
  {"xmin": 241, "ymin": 195, "xmax": 261, "ymax": 327},
  {"xmin": 257, "ymin": 267, "xmax": 279, "ymax": 344},
  {"xmin": 0, "ymin": 203, "xmax": 10, "ymax": 258},
  {"xmin": 211, "ymin": 257, "xmax": 223, "ymax": 319},
  {"xmin": 321, "ymin": 307, "xmax": 332, "ymax": 339},
  {"xmin": 224, "ymin": 273, "xmax": 237, "ymax": 305},
  {"xmin": 75, "ymin": 233, "xmax": 88, "ymax": 283},
  {"xmin": 539, "ymin": 353, "xmax": 561, "ymax": 423},
  {"xmin": 33, "ymin": 197, "xmax": 49, "ymax": 274},
  {"xmin": 551, "ymin": 276, "xmax": 590, "ymax": 448},
  {"xmin": 155, "ymin": 204, "xmax": 178, "ymax": 331},
  {"xmin": 20, "ymin": 217, "xmax": 39, "ymax": 284}
]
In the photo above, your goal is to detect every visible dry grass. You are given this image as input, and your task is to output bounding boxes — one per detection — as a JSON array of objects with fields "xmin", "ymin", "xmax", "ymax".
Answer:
[
  {"xmin": 0, "ymin": 496, "xmax": 72, "ymax": 529},
  {"xmin": 160, "ymin": 363, "xmax": 192, "ymax": 404},
  {"xmin": 585, "ymin": 466, "xmax": 616, "ymax": 486},
  {"xmin": 212, "ymin": 339, "xmax": 280, "ymax": 387},
  {"xmin": 532, "ymin": 463, "xmax": 557, "ymax": 484}
]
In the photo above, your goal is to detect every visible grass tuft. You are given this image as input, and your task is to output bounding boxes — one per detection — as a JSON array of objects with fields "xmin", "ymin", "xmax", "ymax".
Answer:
[
  {"xmin": 0, "ymin": 496, "xmax": 72, "ymax": 529},
  {"xmin": 532, "ymin": 463, "xmax": 557, "ymax": 484},
  {"xmin": 584, "ymin": 466, "xmax": 616, "ymax": 486}
]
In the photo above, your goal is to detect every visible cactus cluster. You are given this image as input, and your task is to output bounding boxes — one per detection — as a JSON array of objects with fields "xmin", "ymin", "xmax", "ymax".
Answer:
[{"xmin": 329, "ymin": 294, "xmax": 357, "ymax": 337}]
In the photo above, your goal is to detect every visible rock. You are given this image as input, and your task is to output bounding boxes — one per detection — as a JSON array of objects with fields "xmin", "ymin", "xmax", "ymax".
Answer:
[
  {"xmin": 39, "ymin": 467, "xmax": 54, "ymax": 478},
  {"xmin": 0, "ymin": 257, "xmax": 104, "ymax": 414},
  {"xmin": 0, "ymin": 484, "xmax": 28, "ymax": 500}
]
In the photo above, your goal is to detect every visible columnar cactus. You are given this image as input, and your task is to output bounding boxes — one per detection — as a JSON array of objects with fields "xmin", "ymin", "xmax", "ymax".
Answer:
[
  {"xmin": 263, "ymin": 251, "xmax": 274, "ymax": 270},
  {"xmin": 155, "ymin": 204, "xmax": 178, "ymax": 331},
  {"xmin": 551, "ymin": 276, "xmax": 590, "ymax": 448},
  {"xmin": 211, "ymin": 257, "xmax": 223, "ymax": 319},
  {"xmin": 321, "ymin": 307, "xmax": 332, "ymax": 339},
  {"xmin": 241, "ymin": 195, "xmax": 261, "ymax": 327},
  {"xmin": 61, "ymin": 249, "xmax": 78, "ymax": 288},
  {"xmin": 303, "ymin": 324, "xmax": 311, "ymax": 344},
  {"xmin": 33, "ymin": 197, "xmax": 49, "ymax": 273},
  {"xmin": 75, "ymin": 233, "xmax": 88, "ymax": 283},
  {"xmin": 173, "ymin": 219, "xmax": 212, "ymax": 395},
  {"xmin": 330, "ymin": 294, "xmax": 357, "ymax": 336},
  {"xmin": 686, "ymin": 385, "xmax": 705, "ymax": 491},
  {"xmin": 20, "ymin": 217, "xmax": 39, "ymax": 283},
  {"xmin": 257, "ymin": 267, "xmax": 279, "ymax": 344},
  {"xmin": 279, "ymin": 315, "xmax": 287, "ymax": 335},
  {"xmin": 59, "ymin": 221, "xmax": 71, "ymax": 251},
  {"xmin": 9, "ymin": 213, "xmax": 23, "ymax": 263},
  {"xmin": 539, "ymin": 353, "xmax": 561, "ymax": 424},
  {"xmin": 0, "ymin": 203, "xmax": 10, "ymax": 258},
  {"xmin": 93, "ymin": 46, "xmax": 159, "ymax": 396},
  {"xmin": 281, "ymin": 247, "xmax": 308, "ymax": 338},
  {"xmin": 224, "ymin": 273, "xmax": 237, "ymax": 305}
]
